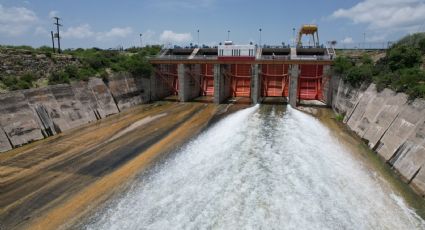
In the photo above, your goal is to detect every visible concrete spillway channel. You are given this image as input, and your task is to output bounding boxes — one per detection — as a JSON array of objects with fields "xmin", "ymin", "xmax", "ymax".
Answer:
[
  {"xmin": 0, "ymin": 102, "xmax": 246, "ymax": 230},
  {"xmin": 0, "ymin": 102, "xmax": 424, "ymax": 229}
]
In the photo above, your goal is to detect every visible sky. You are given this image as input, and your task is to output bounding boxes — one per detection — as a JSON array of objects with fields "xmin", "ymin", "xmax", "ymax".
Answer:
[{"xmin": 0, "ymin": 0, "xmax": 425, "ymax": 49}]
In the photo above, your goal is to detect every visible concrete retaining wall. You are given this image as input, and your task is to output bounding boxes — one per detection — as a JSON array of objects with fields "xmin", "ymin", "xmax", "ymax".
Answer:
[
  {"xmin": 0, "ymin": 74, "xmax": 149, "ymax": 153},
  {"xmin": 107, "ymin": 72, "xmax": 151, "ymax": 111},
  {"xmin": 333, "ymin": 81, "xmax": 425, "ymax": 197}
]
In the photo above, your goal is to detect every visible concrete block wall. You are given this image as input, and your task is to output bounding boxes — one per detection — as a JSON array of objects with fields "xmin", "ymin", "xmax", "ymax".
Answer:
[
  {"xmin": 0, "ymin": 74, "xmax": 153, "ymax": 153},
  {"xmin": 107, "ymin": 72, "xmax": 151, "ymax": 111},
  {"xmin": 0, "ymin": 92, "xmax": 44, "ymax": 148},
  {"xmin": 333, "ymin": 82, "xmax": 425, "ymax": 196}
]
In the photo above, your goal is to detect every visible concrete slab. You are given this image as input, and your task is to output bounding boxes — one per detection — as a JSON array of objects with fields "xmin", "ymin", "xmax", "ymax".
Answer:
[
  {"xmin": 0, "ymin": 91, "xmax": 44, "ymax": 147},
  {"xmin": 87, "ymin": 78, "xmax": 119, "ymax": 118},
  {"xmin": 362, "ymin": 89, "xmax": 407, "ymax": 149},
  {"xmin": 377, "ymin": 99, "xmax": 425, "ymax": 161},
  {"xmin": 0, "ymin": 126, "xmax": 12, "ymax": 152}
]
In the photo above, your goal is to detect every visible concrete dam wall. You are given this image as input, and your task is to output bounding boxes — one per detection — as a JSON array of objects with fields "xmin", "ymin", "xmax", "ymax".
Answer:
[
  {"xmin": 333, "ymin": 78, "xmax": 425, "ymax": 197},
  {"xmin": 0, "ymin": 73, "xmax": 160, "ymax": 153}
]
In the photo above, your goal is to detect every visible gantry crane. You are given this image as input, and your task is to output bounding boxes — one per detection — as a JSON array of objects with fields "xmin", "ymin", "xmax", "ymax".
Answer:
[{"xmin": 296, "ymin": 24, "xmax": 320, "ymax": 48}]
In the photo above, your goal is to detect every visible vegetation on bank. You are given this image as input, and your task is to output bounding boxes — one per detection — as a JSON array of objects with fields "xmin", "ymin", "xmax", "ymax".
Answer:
[
  {"xmin": 0, "ymin": 45, "xmax": 161, "ymax": 90},
  {"xmin": 334, "ymin": 33, "xmax": 425, "ymax": 100}
]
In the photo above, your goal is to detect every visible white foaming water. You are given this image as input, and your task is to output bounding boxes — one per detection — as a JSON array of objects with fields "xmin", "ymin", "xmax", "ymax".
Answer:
[{"xmin": 85, "ymin": 105, "xmax": 424, "ymax": 230}]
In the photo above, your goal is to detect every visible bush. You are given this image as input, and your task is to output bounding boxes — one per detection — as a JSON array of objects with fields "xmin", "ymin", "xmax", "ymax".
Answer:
[
  {"xmin": 48, "ymin": 71, "xmax": 70, "ymax": 84},
  {"xmin": 344, "ymin": 64, "xmax": 373, "ymax": 87},
  {"xmin": 333, "ymin": 56, "xmax": 353, "ymax": 74},
  {"xmin": 387, "ymin": 45, "xmax": 422, "ymax": 71},
  {"xmin": 1, "ymin": 74, "xmax": 35, "ymax": 90}
]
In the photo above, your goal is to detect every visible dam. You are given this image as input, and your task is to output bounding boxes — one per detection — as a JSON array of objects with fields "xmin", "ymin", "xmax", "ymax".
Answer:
[{"xmin": 1, "ymin": 24, "xmax": 425, "ymax": 230}]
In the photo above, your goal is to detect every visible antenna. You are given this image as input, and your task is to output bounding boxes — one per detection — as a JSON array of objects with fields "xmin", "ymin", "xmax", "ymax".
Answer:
[{"xmin": 53, "ymin": 17, "xmax": 62, "ymax": 53}]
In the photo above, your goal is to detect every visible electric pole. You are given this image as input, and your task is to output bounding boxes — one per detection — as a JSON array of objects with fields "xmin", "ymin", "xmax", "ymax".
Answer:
[
  {"xmin": 140, "ymin": 33, "xmax": 143, "ymax": 47},
  {"xmin": 53, "ymin": 17, "xmax": 62, "ymax": 53},
  {"xmin": 197, "ymin": 29, "xmax": 200, "ymax": 47},
  {"xmin": 227, "ymin": 30, "xmax": 230, "ymax": 41},
  {"xmin": 259, "ymin": 28, "xmax": 262, "ymax": 47},
  {"xmin": 51, "ymin": 31, "xmax": 56, "ymax": 53}
]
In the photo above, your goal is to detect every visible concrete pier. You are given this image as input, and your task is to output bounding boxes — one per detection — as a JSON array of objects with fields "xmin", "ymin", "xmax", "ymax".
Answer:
[
  {"xmin": 213, "ymin": 64, "xmax": 231, "ymax": 104},
  {"xmin": 251, "ymin": 64, "xmax": 261, "ymax": 104},
  {"xmin": 178, "ymin": 64, "xmax": 201, "ymax": 102},
  {"xmin": 289, "ymin": 64, "xmax": 300, "ymax": 107}
]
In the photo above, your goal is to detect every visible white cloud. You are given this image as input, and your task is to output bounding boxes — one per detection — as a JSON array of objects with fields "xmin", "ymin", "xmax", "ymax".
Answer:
[
  {"xmin": 331, "ymin": 0, "xmax": 425, "ymax": 32},
  {"xmin": 49, "ymin": 10, "xmax": 59, "ymax": 18},
  {"xmin": 159, "ymin": 30, "xmax": 192, "ymax": 44},
  {"xmin": 61, "ymin": 24, "xmax": 133, "ymax": 41},
  {"xmin": 341, "ymin": 37, "xmax": 354, "ymax": 44},
  {"xmin": 99, "ymin": 27, "xmax": 133, "ymax": 40},
  {"xmin": 0, "ymin": 4, "xmax": 39, "ymax": 36},
  {"xmin": 62, "ymin": 24, "xmax": 95, "ymax": 39}
]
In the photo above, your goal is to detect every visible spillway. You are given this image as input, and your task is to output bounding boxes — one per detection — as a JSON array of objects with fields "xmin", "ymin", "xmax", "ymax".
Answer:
[{"xmin": 84, "ymin": 105, "xmax": 424, "ymax": 229}]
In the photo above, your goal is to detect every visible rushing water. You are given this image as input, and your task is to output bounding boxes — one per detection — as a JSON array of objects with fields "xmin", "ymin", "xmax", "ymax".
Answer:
[{"xmin": 85, "ymin": 105, "xmax": 424, "ymax": 230}]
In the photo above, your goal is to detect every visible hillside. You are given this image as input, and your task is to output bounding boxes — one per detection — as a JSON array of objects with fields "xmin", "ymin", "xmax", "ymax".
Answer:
[
  {"xmin": 334, "ymin": 33, "xmax": 425, "ymax": 99},
  {"xmin": 0, "ymin": 45, "xmax": 161, "ymax": 93}
]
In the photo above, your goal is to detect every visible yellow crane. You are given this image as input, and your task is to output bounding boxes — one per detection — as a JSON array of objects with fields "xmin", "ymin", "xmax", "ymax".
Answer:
[{"xmin": 296, "ymin": 24, "xmax": 320, "ymax": 48}]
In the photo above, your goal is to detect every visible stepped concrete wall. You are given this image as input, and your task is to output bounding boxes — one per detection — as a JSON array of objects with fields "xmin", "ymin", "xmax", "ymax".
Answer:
[
  {"xmin": 333, "ymin": 81, "xmax": 425, "ymax": 197},
  {"xmin": 0, "ymin": 74, "xmax": 149, "ymax": 153}
]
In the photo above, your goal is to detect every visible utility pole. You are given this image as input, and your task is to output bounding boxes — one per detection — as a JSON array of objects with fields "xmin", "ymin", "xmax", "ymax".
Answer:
[
  {"xmin": 292, "ymin": 28, "xmax": 296, "ymax": 47},
  {"xmin": 53, "ymin": 17, "xmax": 62, "ymax": 53},
  {"xmin": 140, "ymin": 33, "xmax": 143, "ymax": 47},
  {"xmin": 227, "ymin": 30, "xmax": 230, "ymax": 41},
  {"xmin": 197, "ymin": 29, "xmax": 200, "ymax": 47},
  {"xmin": 51, "ymin": 31, "xmax": 56, "ymax": 53},
  {"xmin": 259, "ymin": 28, "xmax": 262, "ymax": 47}
]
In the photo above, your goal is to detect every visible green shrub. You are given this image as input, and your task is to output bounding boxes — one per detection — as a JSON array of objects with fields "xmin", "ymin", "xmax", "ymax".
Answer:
[
  {"xmin": 335, "ymin": 114, "xmax": 344, "ymax": 122},
  {"xmin": 387, "ymin": 45, "xmax": 422, "ymax": 71},
  {"xmin": 1, "ymin": 75, "xmax": 34, "ymax": 90},
  {"xmin": 344, "ymin": 64, "xmax": 373, "ymax": 88},
  {"xmin": 48, "ymin": 71, "xmax": 70, "ymax": 84},
  {"xmin": 333, "ymin": 56, "xmax": 353, "ymax": 74}
]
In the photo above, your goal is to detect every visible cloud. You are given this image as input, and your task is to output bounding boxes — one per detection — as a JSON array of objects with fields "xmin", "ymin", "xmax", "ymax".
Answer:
[
  {"xmin": 61, "ymin": 24, "xmax": 133, "ymax": 41},
  {"xmin": 331, "ymin": 0, "xmax": 425, "ymax": 32},
  {"xmin": 341, "ymin": 37, "xmax": 354, "ymax": 44},
  {"xmin": 0, "ymin": 4, "xmax": 39, "ymax": 36},
  {"xmin": 49, "ymin": 10, "xmax": 59, "ymax": 18},
  {"xmin": 159, "ymin": 30, "xmax": 192, "ymax": 44},
  {"xmin": 62, "ymin": 24, "xmax": 95, "ymax": 39},
  {"xmin": 99, "ymin": 27, "xmax": 133, "ymax": 40}
]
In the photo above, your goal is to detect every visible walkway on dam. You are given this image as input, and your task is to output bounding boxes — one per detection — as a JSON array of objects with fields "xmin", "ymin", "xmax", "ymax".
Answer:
[{"xmin": 0, "ymin": 102, "xmax": 247, "ymax": 230}]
